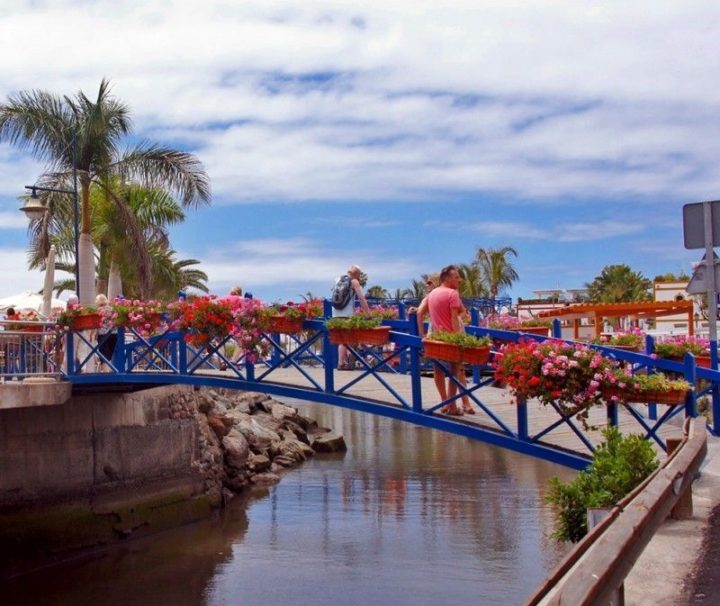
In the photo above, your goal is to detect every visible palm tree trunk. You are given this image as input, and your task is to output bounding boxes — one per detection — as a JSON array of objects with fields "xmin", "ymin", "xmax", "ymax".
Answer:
[
  {"xmin": 78, "ymin": 180, "xmax": 96, "ymax": 305},
  {"xmin": 107, "ymin": 259, "xmax": 122, "ymax": 301}
]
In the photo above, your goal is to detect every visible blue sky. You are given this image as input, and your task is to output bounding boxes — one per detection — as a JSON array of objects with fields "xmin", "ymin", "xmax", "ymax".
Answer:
[{"xmin": 1, "ymin": 1, "xmax": 718, "ymax": 303}]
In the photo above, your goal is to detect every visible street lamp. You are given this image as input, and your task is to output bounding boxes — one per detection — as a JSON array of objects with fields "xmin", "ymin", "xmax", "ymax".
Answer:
[{"xmin": 21, "ymin": 133, "xmax": 80, "ymax": 299}]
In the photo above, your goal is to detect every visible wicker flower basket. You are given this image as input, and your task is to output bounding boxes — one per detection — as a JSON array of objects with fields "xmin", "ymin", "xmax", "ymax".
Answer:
[
  {"xmin": 71, "ymin": 313, "xmax": 102, "ymax": 330},
  {"xmin": 267, "ymin": 315, "xmax": 304, "ymax": 334},
  {"xmin": 422, "ymin": 339, "xmax": 490, "ymax": 365},
  {"xmin": 601, "ymin": 386, "xmax": 688, "ymax": 406},
  {"xmin": 328, "ymin": 326, "xmax": 391, "ymax": 346}
]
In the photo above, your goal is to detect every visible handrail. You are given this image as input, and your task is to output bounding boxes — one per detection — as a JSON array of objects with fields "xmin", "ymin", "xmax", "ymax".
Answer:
[{"xmin": 525, "ymin": 416, "xmax": 708, "ymax": 605}]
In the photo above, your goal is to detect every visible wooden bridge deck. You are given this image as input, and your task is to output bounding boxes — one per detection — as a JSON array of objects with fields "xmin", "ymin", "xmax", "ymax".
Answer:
[{"xmin": 245, "ymin": 366, "xmax": 684, "ymax": 458}]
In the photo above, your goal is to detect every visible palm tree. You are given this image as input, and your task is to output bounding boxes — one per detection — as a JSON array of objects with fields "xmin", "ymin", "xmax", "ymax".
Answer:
[
  {"xmin": 586, "ymin": 264, "xmax": 652, "ymax": 303},
  {"xmin": 457, "ymin": 263, "xmax": 487, "ymax": 297},
  {"xmin": 366, "ymin": 285, "xmax": 389, "ymax": 298},
  {"xmin": 407, "ymin": 279, "xmax": 426, "ymax": 300},
  {"xmin": 476, "ymin": 246, "xmax": 519, "ymax": 302},
  {"xmin": 0, "ymin": 78, "xmax": 210, "ymax": 304}
]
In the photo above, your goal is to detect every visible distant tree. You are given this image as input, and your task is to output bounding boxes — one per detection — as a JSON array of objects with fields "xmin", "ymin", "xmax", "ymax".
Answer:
[
  {"xmin": 407, "ymin": 278, "xmax": 426, "ymax": 300},
  {"xmin": 476, "ymin": 246, "xmax": 519, "ymax": 299},
  {"xmin": 586, "ymin": 264, "xmax": 652, "ymax": 303},
  {"xmin": 366, "ymin": 285, "xmax": 389, "ymax": 298},
  {"xmin": 458, "ymin": 263, "xmax": 487, "ymax": 297},
  {"xmin": 654, "ymin": 271, "xmax": 690, "ymax": 282}
]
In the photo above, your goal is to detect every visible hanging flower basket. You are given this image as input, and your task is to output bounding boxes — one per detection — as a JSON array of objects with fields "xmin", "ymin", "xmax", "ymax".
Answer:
[
  {"xmin": 71, "ymin": 313, "xmax": 102, "ymax": 330},
  {"xmin": 601, "ymin": 386, "xmax": 689, "ymax": 406},
  {"xmin": 328, "ymin": 326, "xmax": 391, "ymax": 346},
  {"xmin": 423, "ymin": 339, "xmax": 490, "ymax": 365},
  {"xmin": 267, "ymin": 315, "xmax": 305, "ymax": 334}
]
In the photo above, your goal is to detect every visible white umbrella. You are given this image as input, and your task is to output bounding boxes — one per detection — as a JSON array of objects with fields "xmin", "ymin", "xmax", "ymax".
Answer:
[
  {"xmin": 0, "ymin": 291, "xmax": 66, "ymax": 315},
  {"xmin": 42, "ymin": 245, "xmax": 56, "ymax": 317}
]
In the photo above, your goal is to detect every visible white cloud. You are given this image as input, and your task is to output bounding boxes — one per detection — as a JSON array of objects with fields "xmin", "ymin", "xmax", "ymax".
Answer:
[
  {"xmin": 188, "ymin": 236, "xmax": 421, "ymax": 297},
  {"xmin": 1, "ymin": 1, "xmax": 719, "ymax": 203}
]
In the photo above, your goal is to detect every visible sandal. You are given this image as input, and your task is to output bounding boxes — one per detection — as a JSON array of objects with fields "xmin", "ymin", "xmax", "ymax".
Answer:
[
  {"xmin": 463, "ymin": 406, "xmax": 475, "ymax": 414},
  {"xmin": 444, "ymin": 406, "xmax": 463, "ymax": 416}
]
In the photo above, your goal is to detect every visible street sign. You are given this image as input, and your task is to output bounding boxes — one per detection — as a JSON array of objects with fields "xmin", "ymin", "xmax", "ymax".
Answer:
[
  {"xmin": 687, "ymin": 251, "xmax": 720, "ymax": 294},
  {"xmin": 683, "ymin": 200, "xmax": 720, "ymax": 249}
]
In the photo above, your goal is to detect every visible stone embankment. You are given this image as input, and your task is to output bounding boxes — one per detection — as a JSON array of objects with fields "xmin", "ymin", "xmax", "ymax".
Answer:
[{"xmin": 174, "ymin": 388, "xmax": 346, "ymax": 506}]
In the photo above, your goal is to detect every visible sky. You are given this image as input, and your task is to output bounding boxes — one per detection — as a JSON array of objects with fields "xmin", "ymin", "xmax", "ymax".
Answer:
[{"xmin": 1, "ymin": 0, "xmax": 719, "ymax": 304}]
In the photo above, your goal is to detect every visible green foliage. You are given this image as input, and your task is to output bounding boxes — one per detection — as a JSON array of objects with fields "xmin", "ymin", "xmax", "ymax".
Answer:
[
  {"xmin": 654, "ymin": 271, "xmax": 690, "ymax": 282},
  {"xmin": 325, "ymin": 315, "xmax": 382, "ymax": 330},
  {"xmin": 546, "ymin": 427, "xmax": 659, "ymax": 542},
  {"xmin": 585, "ymin": 264, "xmax": 652, "ymax": 303},
  {"xmin": 426, "ymin": 330, "xmax": 491, "ymax": 349}
]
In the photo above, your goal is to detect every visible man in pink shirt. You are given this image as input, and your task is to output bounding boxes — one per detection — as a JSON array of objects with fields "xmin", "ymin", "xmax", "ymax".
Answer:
[{"xmin": 416, "ymin": 265, "xmax": 468, "ymax": 416}]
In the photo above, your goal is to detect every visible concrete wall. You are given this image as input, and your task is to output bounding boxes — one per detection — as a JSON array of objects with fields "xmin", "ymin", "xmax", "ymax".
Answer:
[{"xmin": 0, "ymin": 385, "xmax": 212, "ymax": 575}]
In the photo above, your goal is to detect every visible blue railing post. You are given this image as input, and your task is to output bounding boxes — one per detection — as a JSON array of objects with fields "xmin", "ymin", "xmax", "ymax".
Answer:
[
  {"xmin": 470, "ymin": 308, "xmax": 481, "ymax": 384},
  {"xmin": 552, "ymin": 319, "xmax": 561, "ymax": 338},
  {"xmin": 270, "ymin": 332, "xmax": 282, "ymax": 366},
  {"xmin": 684, "ymin": 352, "xmax": 698, "ymax": 418},
  {"xmin": 607, "ymin": 401, "xmax": 619, "ymax": 427},
  {"xmin": 178, "ymin": 335, "xmax": 188, "ymax": 374},
  {"xmin": 711, "ymin": 340, "xmax": 720, "ymax": 435},
  {"xmin": 323, "ymin": 299, "xmax": 334, "ymax": 392},
  {"xmin": 66, "ymin": 330, "xmax": 75, "ymax": 375},
  {"xmin": 245, "ymin": 359, "xmax": 255, "ymax": 381},
  {"xmin": 398, "ymin": 301, "xmax": 406, "ymax": 320},
  {"xmin": 517, "ymin": 396, "xmax": 529, "ymax": 440},
  {"xmin": 408, "ymin": 311, "xmax": 423, "ymax": 412},
  {"xmin": 113, "ymin": 327, "xmax": 126, "ymax": 373},
  {"xmin": 646, "ymin": 334, "xmax": 657, "ymax": 420}
]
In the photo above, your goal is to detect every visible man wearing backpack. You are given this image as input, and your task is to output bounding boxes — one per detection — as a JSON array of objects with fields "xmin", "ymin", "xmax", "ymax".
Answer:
[{"xmin": 331, "ymin": 264, "xmax": 370, "ymax": 370}]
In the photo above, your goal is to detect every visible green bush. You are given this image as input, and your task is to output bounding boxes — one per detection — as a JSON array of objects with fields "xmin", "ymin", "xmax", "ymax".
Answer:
[{"xmin": 546, "ymin": 427, "xmax": 659, "ymax": 542}]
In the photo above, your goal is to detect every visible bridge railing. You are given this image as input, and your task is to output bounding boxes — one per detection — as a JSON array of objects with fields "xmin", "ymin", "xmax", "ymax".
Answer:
[
  {"xmin": 0, "ymin": 320, "xmax": 63, "ymax": 379},
  {"xmin": 60, "ymin": 306, "xmax": 719, "ymax": 465}
]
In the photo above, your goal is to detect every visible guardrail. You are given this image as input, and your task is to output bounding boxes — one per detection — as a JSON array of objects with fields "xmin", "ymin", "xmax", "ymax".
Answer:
[
  {"xmin": 0, "ymin": 321, "xmax": 62, "ymax": 379},
  {"xmin": 525, "ymin": 416, "xmax": 708, "ymax": 605}
]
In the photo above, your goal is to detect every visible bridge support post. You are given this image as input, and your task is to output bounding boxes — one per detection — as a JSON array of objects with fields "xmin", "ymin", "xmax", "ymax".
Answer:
[
  {"xmin": 646, "ymin": 334, "xmax": 658, "ymax": 420},
  {"xmin": 517, "ymin": 396, "xmax": 528, "ymax": 440},
  {"xmin": 323, "ymin": 329, "xmax": 334, "ymax": 393},
  {"xmin": 711, "ymin": 341, "xmax": 720, "ymax": 435},
  {"xmin": 470, "ymin": 308, "xmax": 481, "ymax": 385},
  {"xmin": 113, "ymin": 327, "xmax": 126, "ymax": 372},
  {"xmin": 408, "ymin": 311, "xmax": 423, "ymax": 412},
  {"xmin": 178, "ymin": 337, "xmax": 188, "ymax": 374},
  {"xmin": 66, "ymin": 330, "xmax": 76, "ymax": 375},
  {"xmin": 607, "ymin": 402, "xmax": 619, "ymax": 427},
  {"xmin": 684, "ymin": 353, "xmax": 698, "ymax": 418}
]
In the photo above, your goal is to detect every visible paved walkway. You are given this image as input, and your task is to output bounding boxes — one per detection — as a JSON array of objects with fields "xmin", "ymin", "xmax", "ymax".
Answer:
[{"xmin": 624, "ymin": 435, "xmax": 720, "ymax": 604}]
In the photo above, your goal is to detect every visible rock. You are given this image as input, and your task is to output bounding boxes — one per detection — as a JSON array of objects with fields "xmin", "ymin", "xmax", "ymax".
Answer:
[
  {"xmin": 294, "ymin": 414, "xmax": 319, "ymax": 432},
  {"xmin": 311, "ymin": 432, "xmax": 347, "ymax": 453},
  {"xmin": 279, "ymin": 419, "xmax": 309, "ymax": 444},
  {"xmin": 235, "ymin": 418, "xmax": 281, "ymax": 452},
  {"xmin": 252, "ymin": 472, "xmax": 281, "ymax": 485},
  {"xmin": 271, "ymin": 454, "xmax": 296, "ymax": 468},
  {"xmin": 247, "ymin": 453, "xmax": 271, "ymax": 472},
  {"xmin": 224, "ymin": 473, "xmax": 249, "ymax": 492},
  {"xmin": 222, "ymin": 430, "xmax": 250, "ymax": 469},
  {"xmin": 271, "ymin": 402, "xmax": 297, "ymax": 421},
  {"xmin": 272, "ymin": 439, "xmax": 309, "ymax": 462},
  {"xmin": 252, "ymin": 412, "xmax": 282, "ymax": 433},
  {"xmin": 208, "ymin": 415, "xmax": 231, "ymax": 439}
]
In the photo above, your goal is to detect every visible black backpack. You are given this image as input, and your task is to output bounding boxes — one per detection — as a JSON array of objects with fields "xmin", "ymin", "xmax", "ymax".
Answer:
[{"xmin": 331, "ymin": 275, "xmax": 353, "ymax": 310}]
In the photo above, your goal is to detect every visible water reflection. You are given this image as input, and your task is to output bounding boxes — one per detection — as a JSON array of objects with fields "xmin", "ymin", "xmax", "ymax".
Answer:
[{"xmin": 2, "ymin": 403, "xmax": 574, "ymax": 606}]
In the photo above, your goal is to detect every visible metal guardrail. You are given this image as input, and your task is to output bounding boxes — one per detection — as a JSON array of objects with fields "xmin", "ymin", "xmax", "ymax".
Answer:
[
  {"xmin": 525, "ymin": 416, "xmax": 708, "ymax": 605},
  {"xmin": 0, "ymin": 321, "xmax": 62, "ymax": 379}
]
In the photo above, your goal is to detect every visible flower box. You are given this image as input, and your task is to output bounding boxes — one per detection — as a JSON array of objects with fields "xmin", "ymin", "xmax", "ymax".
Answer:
[
  {"xmin": 666, "ymin": 355, "xmax": 712, "ymax": 368},
  {"xmin": 71, "ymin": 313, "xmax": 102, "ymax": 330},
  {"xmin": 267, "ymin": 315, "xmax": 304, "ymax": 334},
  {"xmin": 23, "ymin": 324, "xmax": 44, "ymax": 333},
  {"xmin": 423, "ymin": 339, "xmax": 490, "ymax": 365},
  {"xmin": 328, "ymin": 326, "xmax": 391, "ymax": 346},
  {"xmin": 601, "ymin": 386, "xmax": 689, "ymax": 406}
]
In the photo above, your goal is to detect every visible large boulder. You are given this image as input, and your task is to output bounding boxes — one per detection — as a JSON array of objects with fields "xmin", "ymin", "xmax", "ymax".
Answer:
[
  {"xmin": 271, "ymin": 402, "xmax": 297, "ymax": 421},
  {"xmin": 311, "ymin": 432, "xmax": 347, "ymax": 453},
  {"xmin": 222, "ymin": 430, "xmax": 250, "ymax": 469},
  {"xmin": 235, "ymin": 418, "xmax": 281, "ymax": 452}
]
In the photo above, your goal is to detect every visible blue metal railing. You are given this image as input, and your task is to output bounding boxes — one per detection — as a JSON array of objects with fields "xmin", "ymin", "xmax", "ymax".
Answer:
[{"xmin": 53, "ymin": 305, "xmax": 720, "ymax": 469}]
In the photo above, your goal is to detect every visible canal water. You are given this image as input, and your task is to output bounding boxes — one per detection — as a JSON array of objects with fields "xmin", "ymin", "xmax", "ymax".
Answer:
[{"xmin": 3, "ymin": 402, "xmax": 575, "ymax": 605}]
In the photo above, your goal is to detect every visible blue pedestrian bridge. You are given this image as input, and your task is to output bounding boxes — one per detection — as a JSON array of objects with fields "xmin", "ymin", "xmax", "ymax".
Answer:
[{"xmin": 2, "ymin": 305, "xmax": 717, "ymax": 471}]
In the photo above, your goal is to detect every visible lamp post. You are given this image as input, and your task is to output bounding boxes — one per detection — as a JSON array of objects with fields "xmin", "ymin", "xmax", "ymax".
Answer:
[{"xmin": 20, "ymin": 133, "xmax": 80, "ymax": 299}]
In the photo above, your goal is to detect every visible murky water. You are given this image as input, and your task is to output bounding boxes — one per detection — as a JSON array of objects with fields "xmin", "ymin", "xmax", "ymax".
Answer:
[{"xmin": 2, "ymin": 402, "xmax": 575, "ymax": 605}]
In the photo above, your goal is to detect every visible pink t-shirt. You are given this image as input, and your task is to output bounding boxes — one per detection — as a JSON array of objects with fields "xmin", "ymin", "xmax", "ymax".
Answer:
[{"xmin": 427, "ymin": 286, "xmax": 462, "ymax": 332}]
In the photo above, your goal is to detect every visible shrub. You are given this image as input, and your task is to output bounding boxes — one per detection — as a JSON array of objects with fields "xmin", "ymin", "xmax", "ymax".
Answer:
[{"xmin": 546, "ymin": 427, "xmax": 659, "ymax": 542}]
